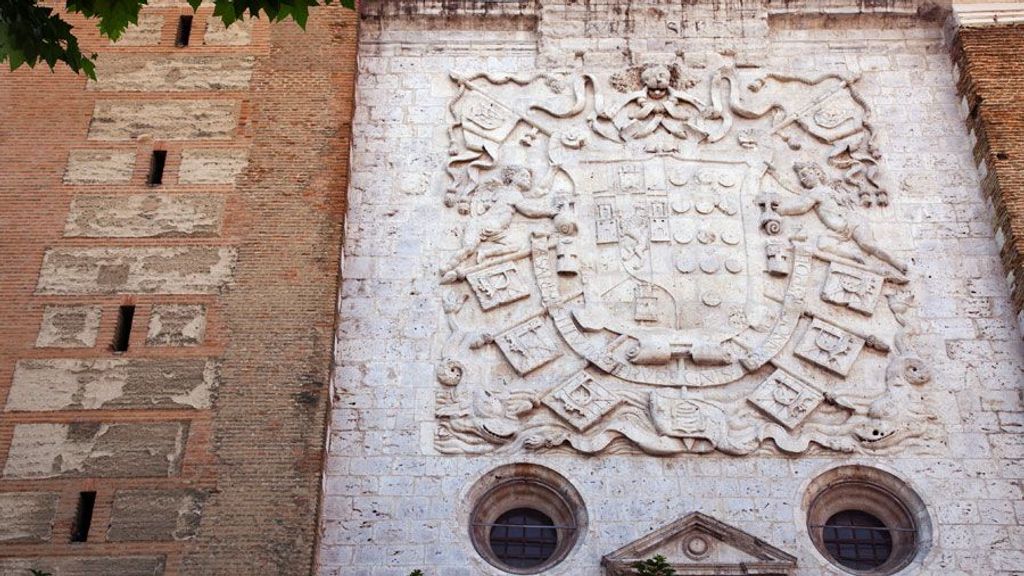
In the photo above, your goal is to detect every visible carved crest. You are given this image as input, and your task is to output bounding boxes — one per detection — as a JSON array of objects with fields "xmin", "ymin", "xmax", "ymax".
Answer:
[{"xmin": 434, "ymin": 60, "xmax": 937, "ymax": 458}]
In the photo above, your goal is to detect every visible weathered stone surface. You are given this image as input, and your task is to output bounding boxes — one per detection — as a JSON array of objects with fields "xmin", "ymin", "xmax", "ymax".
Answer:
[
  {"xmin": 107, "ymin": 489, "xmax": 207, "ymax": 541},
  {"xmin": 89, "ymin": 55, "xmax": 254, "ymax": 92},
  {"xmin": 2, "ymin": 422, "xmax": 188, "ymax": 479},
  {"xmin": 0, "ymin": 556, "xmax": 166, "ymax": 576},
  {"xmin": 203, "ymin": 17, "xmax": 253, "ymax": 46},
  {"xmin": 319, "ymin": 3, "xmax": 1024, "ymax": 575},
  {"xmin": 112, "ymin": 13, "xmax": 164, "ymax": 46},
  {"xmin": 147, "ymin": 304, "xmax": 207, "ymax": 346},
  {"xmin": 36, "ymin": 247, "xmax": 237, "ymax": 295},
  {"xmin": 0, "ymin": 492, "xmax": 59, "ymax": 543},
  {"xmin": 178, "ymin": 148, "xmax": 249, "ymax": 184},
  {"xmin": 5, "ymin": 358, "xmax": 215, "ymax": 411},
  {"xmin": 65, "ymin": 194, "xmax": 224, "ymax": 238},
  {"xmin": 63, "ymin": 149, "xmax": 135, "ymax": 183},
  {"xmin": 35, "ymin": 305, "xmax": 102, "ymax": 348},
  {"xmin": 87, "ymin": 100, "xmax": 239, "ymax": 141}
]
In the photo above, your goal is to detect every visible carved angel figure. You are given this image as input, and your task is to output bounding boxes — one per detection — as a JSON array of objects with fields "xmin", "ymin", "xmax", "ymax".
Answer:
[
  {"xmin": 440, "ymin": 165, "xmax": 560, "ymax": 283},
  {"xmin": 777, "ymin": 162, "xmax": 907, "ymax": 274},
  {"xmin": 601, "ymin": 64, "xmax": 707, "ymax": 141}
]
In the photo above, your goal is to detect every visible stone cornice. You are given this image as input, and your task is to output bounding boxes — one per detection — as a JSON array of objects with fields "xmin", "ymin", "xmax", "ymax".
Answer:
[{"xmin": 953, "ymin": 2, "xmax": 1024, "ymax": 26}]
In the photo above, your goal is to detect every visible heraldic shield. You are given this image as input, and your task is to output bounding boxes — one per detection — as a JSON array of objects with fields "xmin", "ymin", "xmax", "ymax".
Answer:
[
  {"xmin": 433, "ymin": 61, "xmax": 936, "ymax": 457},
  {"xmin": 564, "ymin": 154, "xmax": 767, "ymax": 388}
]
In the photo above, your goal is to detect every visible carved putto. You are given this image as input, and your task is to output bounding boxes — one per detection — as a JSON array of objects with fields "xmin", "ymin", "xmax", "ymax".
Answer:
[{"xmin": 434, "ymin": 58, "xmax": 937, "ymax": 457}]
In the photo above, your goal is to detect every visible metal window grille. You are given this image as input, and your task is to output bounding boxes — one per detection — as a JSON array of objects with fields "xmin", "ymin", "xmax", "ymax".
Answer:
[
  {"xmin": 487, "ymin": 508, "xmax": 559, "ymax": 568},
  {"xmin": 819, "ymin": 510, "xmax": 894, "ymax": 570}
]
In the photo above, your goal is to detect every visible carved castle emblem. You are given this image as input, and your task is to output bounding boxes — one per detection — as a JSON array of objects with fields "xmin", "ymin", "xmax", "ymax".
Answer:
[{"xmin": 434, "ymin": 61, "xmax": 936, "ymax": 457}]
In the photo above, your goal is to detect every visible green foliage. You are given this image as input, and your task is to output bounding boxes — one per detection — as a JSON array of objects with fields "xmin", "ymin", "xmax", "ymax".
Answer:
[
  {"xmin": 29, "ymin": 570, "xmax": 54, "ymax": 576},
  {"xmin": 632, "ymin": 555, "xmax": 677, "ymax": 576},
  {"xmin": 0, "ymin": 0, "xmax": 95, "ymax": 77},
  {"xmin": 0, "ymin": 0, "xmax": 355, "ymax": 79},
  {"xmin": 408, "ymin": 571, "xmax": 424, "ymax": 576}
]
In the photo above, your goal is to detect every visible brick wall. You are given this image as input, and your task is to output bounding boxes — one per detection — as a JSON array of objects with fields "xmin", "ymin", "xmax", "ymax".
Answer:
[
  {"xmin": 950, "ymin": 22, "xmax": 1024, "ymax": 335},
  {"xmin": 0, "ymin": 4, "xmax": 355, "ymax": 574}
]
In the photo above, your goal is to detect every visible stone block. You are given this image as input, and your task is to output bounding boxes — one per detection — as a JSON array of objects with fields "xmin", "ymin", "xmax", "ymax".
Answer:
[
  {"xmin": 5, "ymin": 358, "xmax": 216, "ymax": 411},
  {"xmin": 63, "ymin": 149, "xmax": 135, "ymax": 184},
  {"xmin": 146, "ymin": 304, "xmax": 207, "ymax": 346},
  {"xmin": 0, "ymin": 556, "xmax": 166, "ymax": 576},
  {"xmin": 89, "ymin": 55, "xmax": 254, "ymax": 91},
  {"xmin": 87, "ymin": 100, "xmax": 239, "ymax": 141},
  {"xmin": 113, "ymin": 14, "xmax": 164, "ymax": 46},
  {"xmin": 35, "ymin": 305, "xmax": 102, "ymax": 348},
  {"xmin": 0, "ymin": 492, "xmax": 60, "ymax": 543},
  {"xmin": 107, "ymin": 489, "xmax": 207, "ymax": 541},
  {"xmin": 36, "ymin": 247, "xmax": 237, "ymax": 295},
  {"xmin": 203, "ymin": 17, "xmax": 253, "ymax": 45},
  {"xmin": 178, "ymin": 148, "xmax": 249, "ymax": 184},
  {"xmin": 65, "ymin": 194, "xmax": 224, "ymax": 238},
  {"xmin": 2, "ymin": 422, "xmax": 189, "ymax": 479}
]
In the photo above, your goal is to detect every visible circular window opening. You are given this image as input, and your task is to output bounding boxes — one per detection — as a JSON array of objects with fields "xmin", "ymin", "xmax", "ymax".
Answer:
[
  {"xmin": 821, "ymin": 510, "xmax": 893, "ymax": 570},
  {"xmin": 467, "ymin": 464, "xmax": 587, "ymax": 574},
  {"xmin": 805, "ymin": 466, "xmax": 931, "ymax": 575},
  {"xmin": 488, "ymin": 508, "xmax": 558, "ymax": 569}
]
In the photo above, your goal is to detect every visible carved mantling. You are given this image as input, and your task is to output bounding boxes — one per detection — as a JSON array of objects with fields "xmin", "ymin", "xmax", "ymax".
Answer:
[
  {"xmin": 434, "ymin": 57, "xmax": 939, "ymax": 458},
  {"xmin": 601, "ymin": 512, "xmax": 797, "ymax": 576}
]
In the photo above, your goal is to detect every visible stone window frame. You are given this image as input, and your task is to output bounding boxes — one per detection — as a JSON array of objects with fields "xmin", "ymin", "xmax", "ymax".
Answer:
[
  {"xmin": 465, "ymin": 463, "xmax": 587, "ymax": 574},
  {"xmin": 801, "ymin": 465, "xmax": 933, "ymax": 575}
]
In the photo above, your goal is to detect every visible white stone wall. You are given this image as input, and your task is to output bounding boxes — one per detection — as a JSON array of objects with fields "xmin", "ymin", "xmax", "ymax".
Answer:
[{"xmin": 321, "ymin": 2, "xmax": 1024, "ymax": 575}]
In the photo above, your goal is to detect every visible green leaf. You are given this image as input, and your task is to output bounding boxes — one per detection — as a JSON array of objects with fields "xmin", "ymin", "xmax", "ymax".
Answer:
[
  {"xmin": 211, "ymin": 0, "xmax": 238, "ymax": 26},
  {"xmin": 291, "ymin": 0, "xmax": 308, "ymax": 28},
  {"xmin": 0, "ymin": 0, "xmax": 355, "ymax": 79},
  {"xmin": 632, "ymin": 555, "xmax": 677, "ymax": 576},
  {"xmin": 0, "ymin": 0, "xmax": 97, "ymax": 79},
  {"xmin": 65, "ymin": 0, "xmax": 148, "ymax": 41}
]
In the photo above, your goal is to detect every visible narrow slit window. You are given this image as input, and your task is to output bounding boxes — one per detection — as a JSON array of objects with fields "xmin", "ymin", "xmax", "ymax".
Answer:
[
  {"xmin": 70, "ymin": 491, "xmax": 97, "ymax": 542},
  {"xmin": 112, "ymin": 305, "xmax": 135, "ymax": 352},
  {"xmin": 175, "ymin": 15, "xmax": 193, "ymax": 47},
  {"xmin": 148, "ymin": 150, "xmax": 167, "ymax": 185}
]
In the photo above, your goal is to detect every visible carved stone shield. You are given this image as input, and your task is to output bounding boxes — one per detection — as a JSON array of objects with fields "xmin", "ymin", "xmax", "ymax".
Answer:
[
  {"xmin": 434, "ymin": 62, "xmax": 935, "ymax": 457},
  {"xmin": 562, "ymin": 154, "xmax": 766, "ymax": 382}
]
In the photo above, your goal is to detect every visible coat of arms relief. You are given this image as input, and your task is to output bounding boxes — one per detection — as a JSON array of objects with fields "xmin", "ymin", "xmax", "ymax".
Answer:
[{"xmin": 434, "ymin": 59, "xmax": 936, "ymax": 457}]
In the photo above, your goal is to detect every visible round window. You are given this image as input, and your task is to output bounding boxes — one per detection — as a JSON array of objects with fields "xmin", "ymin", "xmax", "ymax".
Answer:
[
  {"xmin": 805, "ymin": 466, "xmax": 931, "ymax": 575},
  {"xmin": 467, "ymin": 464, "xmax": 586, "ymax": 574},
  {"xmin": 488, "ymin": 508, "xmax": 559, "ymax": 569},
  {"xmin": 821, "ymin": 510, "xmax": 893, "ymax": 570}
]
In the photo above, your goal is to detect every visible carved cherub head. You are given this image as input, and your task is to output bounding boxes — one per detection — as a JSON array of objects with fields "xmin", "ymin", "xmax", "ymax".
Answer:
[
  {"xmin": 793, "ymin": 162, "xmax": 829, "ymax": 190},
  {"xmin": 501, "ymin": 165, "xmax": 533, "ymax": 192},
  {"xmin": 640, "ymin": 64, "xmax": 672, "ymax": 98}
]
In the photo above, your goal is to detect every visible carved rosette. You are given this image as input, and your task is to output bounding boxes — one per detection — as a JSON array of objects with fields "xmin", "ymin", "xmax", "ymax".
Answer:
[{"xmin": 434, "ymin": 61, "xmax": 936, "ymax": 457}]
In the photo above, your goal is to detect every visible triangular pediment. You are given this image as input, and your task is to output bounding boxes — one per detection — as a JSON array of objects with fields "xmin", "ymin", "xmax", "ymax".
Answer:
[{"xmin": 601, "ymin": 512, "xmax": 797, "ymax": 575}]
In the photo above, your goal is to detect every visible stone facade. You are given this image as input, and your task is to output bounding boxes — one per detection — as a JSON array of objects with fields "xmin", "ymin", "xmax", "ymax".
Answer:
[
  {"xmin": 0, "ymin": 1, "xmax": 1022, "ymax": 576},
  {"xmin": 319, "ymin": 1, "xmax": 1024, "ymax": 575}
]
